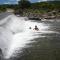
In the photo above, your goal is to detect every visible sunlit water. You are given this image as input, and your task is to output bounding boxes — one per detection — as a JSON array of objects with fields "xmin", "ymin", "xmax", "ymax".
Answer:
[{"xmin": 0, "ymin": 14, "xmax": 60, "ymax": 60}]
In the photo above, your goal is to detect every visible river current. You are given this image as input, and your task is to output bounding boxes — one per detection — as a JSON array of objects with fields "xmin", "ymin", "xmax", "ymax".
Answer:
[{"xmin": 0, "ymin": 13, "xmax": 60, "ymax": 60}]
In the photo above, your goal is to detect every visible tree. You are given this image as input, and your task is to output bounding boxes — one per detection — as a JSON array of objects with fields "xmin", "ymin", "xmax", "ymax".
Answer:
[
  {"xmin": 18, "ymin": 0, "xmax": 31, "ymax": 15},
  {"xmin": 18, "ymin": 0, "xmax": 31, "ymax": 9}
]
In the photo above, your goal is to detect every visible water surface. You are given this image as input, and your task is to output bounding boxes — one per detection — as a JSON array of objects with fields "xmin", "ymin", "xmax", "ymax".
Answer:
[{"xmin": 0, "ymin": 13, "xmax": 60, "ymax": 60}]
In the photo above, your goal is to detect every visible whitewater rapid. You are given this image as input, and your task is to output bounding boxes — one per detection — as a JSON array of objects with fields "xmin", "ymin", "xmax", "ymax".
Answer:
[{"xmin": 0, "ymin": 14, "xmax": 50, "ymax": 59}]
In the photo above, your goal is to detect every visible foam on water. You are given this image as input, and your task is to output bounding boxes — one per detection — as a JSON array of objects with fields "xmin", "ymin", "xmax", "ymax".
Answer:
[
  {"xmin": 4, "ymin": 16, "xmax": 41, "ymax": 59},
  {"xmin": 0, "ymin": 14, "xmax": 55, "ymax": 59}
]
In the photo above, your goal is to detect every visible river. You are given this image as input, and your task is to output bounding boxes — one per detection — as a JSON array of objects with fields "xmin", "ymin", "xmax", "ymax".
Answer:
[{"xmin": 0, "ymin": 13, "xmax": 60, "ymax": 60}]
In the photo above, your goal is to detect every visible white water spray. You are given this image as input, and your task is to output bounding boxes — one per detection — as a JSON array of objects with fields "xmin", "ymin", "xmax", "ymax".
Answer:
[{"xmin": 0, "ymin": 14, "xmax": 50, "ymax": 59}]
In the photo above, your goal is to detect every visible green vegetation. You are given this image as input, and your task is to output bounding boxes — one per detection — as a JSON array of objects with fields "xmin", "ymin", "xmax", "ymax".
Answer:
[
  {"xmin": 0, "ymin": 4, "xmax": 17, "ymax": 13},
  {"xmin": 14, "ymin": 0, "xmax": 60, "ymax": 18},
  {"xmin": 16, "ymin": 0, "xmax": 31, "ymax": 15},
  {"xmin": 0, "ymin": 1, "xmax": 60, "ymax": 18},
  {"xmin": 0, "ymin": 5, "xmax": 6, "ymax": 12},
  {"xmin": 18, "ymin": 0, "xmax": 31, "ymax": 9}
]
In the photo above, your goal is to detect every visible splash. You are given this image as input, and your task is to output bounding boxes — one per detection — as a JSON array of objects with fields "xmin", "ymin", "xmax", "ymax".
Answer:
[{"xmin": 0, "ymin": 14, "xmax": 49, "ymax": 59}]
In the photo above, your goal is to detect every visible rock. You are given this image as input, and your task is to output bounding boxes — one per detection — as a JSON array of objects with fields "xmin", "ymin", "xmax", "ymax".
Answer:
[
  {"xmin": 28, "ymin": 17, "xmax": 41, "ymax": 20},
  {"xmin": 0, "ymin": 48, "xmax": 3, "ymax": 60}
]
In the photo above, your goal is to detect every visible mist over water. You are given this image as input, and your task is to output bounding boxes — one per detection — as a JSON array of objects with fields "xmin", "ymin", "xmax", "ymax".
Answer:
[
  {"xmin": 4, "ymin": 15, "xmax": 48, "ymax": 59},
  {"xmin": 0, "ymin": 14, "xmax": 60, "ymax": 60}
]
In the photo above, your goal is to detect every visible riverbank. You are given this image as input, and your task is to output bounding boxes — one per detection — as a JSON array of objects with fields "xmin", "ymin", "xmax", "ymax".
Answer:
[
  {"xmin": 15, "ymin": 12, "xmax": 60, "ymax": 21},
  {"xmin": 14, "ymin": 1, "xmax": 60, "ymax": 20},
  {"xmin": 22, "ymin": 10, "xmax": 60, "ymax": 20}
]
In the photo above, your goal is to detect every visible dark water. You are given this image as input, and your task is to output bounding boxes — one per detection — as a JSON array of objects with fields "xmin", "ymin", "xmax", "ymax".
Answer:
[
  {"xmin": 0, "ymin": 12, "xmax": 12, "ymax": 20},
  {"xmin": 0, "ymin": 13, "xmax": 60, "ymax": 60},
  {"xmin": 9, "ymin": 21, "xmax": 60, "ymax": 60}
]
